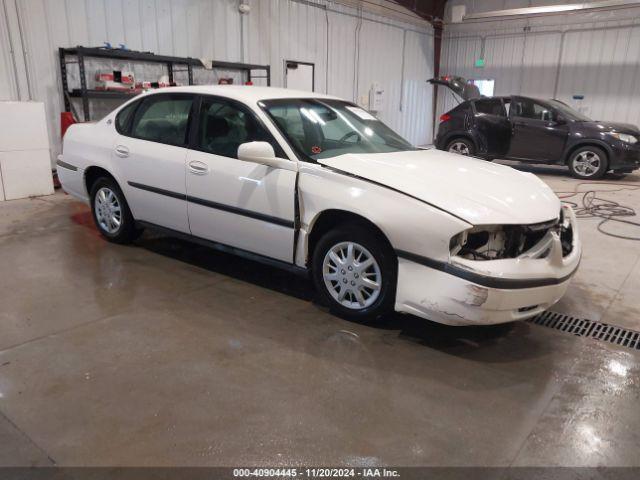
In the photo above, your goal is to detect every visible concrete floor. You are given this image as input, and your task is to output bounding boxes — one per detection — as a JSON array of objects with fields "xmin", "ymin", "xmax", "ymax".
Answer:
[{"xmin": 0, "ymin": 168, "xmax": 639, "ymax": 467}]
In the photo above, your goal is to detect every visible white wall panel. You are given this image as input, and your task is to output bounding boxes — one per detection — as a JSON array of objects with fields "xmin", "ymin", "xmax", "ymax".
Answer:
[
  {"xmin": 357, "ymin": 19, "xmax": 405, "ymax": 127},
  {"xmin": 440, "ymin": 0, "xmax": 640, "ymax": 128},
  {"xmin": 483, "ymin": 35, "xmax": 525, "ymax": 96},
  {"xmin": 0, "ymin": 2, "xmax": 19, "ymax": 100},
  {"xmin": 246, "ymin": 0, "xmax": 329, "ymax": 92},
  {"xmin": 399, "ymin": 30, "xmax": 433, "ymax": 145},
  {"xmin": 520, "ymin": 32, "xmax": 561, "ymax": 98},
  {"xmin": 0, "ymin": 0, "xmax": 433, "ymax": 165},
  {"xmin": 557, "ymin": 24, "xmax": 640, "ymax": 127},
  {"xmin": 326, "ymin": 9, "xmax": 358, "ymax": 101},
  {"xmin": 437, "ymin": 36, "xmax": 481, "ymax": 117}
]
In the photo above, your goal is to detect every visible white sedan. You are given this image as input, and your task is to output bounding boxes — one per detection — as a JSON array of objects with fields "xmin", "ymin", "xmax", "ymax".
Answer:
[{"xmin": 58, "ymin": 86, "xmax": 580, "ymax": 325}]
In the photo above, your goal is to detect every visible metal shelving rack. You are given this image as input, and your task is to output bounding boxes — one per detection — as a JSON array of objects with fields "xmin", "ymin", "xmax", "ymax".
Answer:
[{"xmin": 59, "ymin": 46, "xmax": 271, "ymax": 121}]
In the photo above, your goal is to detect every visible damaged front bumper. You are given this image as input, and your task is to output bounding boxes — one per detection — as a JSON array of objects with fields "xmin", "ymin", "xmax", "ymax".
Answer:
[{"xmin": 394, "ymin": 205, "xmax": 581, "ymax": 326}]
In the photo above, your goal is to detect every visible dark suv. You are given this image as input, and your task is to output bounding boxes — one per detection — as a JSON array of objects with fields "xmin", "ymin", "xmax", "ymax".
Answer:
[{"xmin": 430, "ymin": 76, "xmax": 640, "ymax": 179}]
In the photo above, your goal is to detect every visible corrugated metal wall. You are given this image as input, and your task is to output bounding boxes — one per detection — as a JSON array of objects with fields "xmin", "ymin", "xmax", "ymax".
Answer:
[
  {"xmin": 0, "ymin": 0, "xmax": 434, "ymax": 166},
  {"xmin": 439, "ymin": 0, "xmax": 640, "ymax": 129}
]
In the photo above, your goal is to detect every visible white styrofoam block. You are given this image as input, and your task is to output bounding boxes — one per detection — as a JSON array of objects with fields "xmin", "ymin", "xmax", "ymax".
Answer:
[
  {"xmin": 0, "ymin": 102, "xmax": 50, "ymax": 152},
  {"xmin": 0, "ymin": 166, "xmax": 4, "ymax": 201},
  {"xmin": 0, "ymin": 149, "xmax": 54, "ymax": 200}
]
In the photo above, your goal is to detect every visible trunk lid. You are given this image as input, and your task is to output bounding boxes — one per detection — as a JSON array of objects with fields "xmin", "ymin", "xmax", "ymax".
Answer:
[{"xmin": 428, "ymin": 76, "xmax": 481, "ymax": 101}]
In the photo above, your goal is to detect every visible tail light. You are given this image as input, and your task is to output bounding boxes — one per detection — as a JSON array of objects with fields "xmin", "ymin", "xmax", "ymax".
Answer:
[{"xmin": 440, "ymin": 113, "xmax": 451, "ymax": 122}]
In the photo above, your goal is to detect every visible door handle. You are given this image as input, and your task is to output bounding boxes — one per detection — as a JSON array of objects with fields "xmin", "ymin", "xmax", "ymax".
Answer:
[
  {"xmin": 114, "ymin": 145, "xmax": 129, "ymax": 158},
  {"xmin": 188, "ymin": 160, "xmax": 209, "ymax": 175}
]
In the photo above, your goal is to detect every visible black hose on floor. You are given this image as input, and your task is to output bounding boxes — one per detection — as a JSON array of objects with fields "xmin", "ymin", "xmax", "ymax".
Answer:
[{"xmin": 555, "ymin": 182, "xmax": 640, "ymax": 241}]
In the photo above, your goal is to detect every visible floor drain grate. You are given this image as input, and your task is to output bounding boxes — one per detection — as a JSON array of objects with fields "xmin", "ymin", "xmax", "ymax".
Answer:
[{"xmin": 528, "ymin": 311, "xmax": 640, "ymax": 351}]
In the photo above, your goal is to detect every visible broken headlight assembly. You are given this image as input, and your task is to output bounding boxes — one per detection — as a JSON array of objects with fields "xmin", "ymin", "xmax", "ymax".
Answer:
[{"xmin": 450, "ymin": 210, "xmax": 573, "ymax": 261}]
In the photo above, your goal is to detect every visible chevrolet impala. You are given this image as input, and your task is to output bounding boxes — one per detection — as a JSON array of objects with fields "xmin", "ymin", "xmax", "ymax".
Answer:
[{"xmin": 57, "ymin": 86, "xmax": 580, "ymax": 325}]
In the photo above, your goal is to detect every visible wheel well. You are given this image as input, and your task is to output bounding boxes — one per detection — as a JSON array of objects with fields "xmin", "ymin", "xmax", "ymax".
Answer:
[
  {"xmin": 84, "ymin": 166, "xmax": 117, "ymax": 195},
  {"xmin": 306, "ymin": 210, "xmax": 395, "ymax": 265},
  {"xmin": 564, "ymin": 143, "xmax": 610, "ymax": 166}
]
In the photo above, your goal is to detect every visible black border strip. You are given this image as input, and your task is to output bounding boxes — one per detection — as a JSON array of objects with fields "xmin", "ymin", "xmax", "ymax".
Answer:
[
  {"xmin": 128, "ymin": 181, "xmax": 185, "ymax": 200},
  {"xmin": 396, "ymin": 249, "xmax": 580, "ymax": 289},
  {"xmin": 127, "ymin": 181, "xmax": 294, "ymax": 229},
  {"xmin": 186, "ymin": 196, "xmax": 294, "ymax": 228},
  {"xmin": 56, "ymin": 159, "xmax": 78, "ymax": 171}
]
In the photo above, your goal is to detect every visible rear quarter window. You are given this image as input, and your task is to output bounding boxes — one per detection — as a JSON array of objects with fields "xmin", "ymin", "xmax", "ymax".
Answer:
[
  {"xmin": 115, "ymin": 100, "xmax": 139, "ymax": 134},
  {"xmin": 474, "ymin": 99, "xmax": 505, "ymax": 116}
]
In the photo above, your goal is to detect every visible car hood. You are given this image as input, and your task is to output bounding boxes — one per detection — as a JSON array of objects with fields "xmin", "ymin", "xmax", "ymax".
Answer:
[
  {"xmin": 317, "ymin": 149, "xmax": 560, "ymax": 225},
  {"xmin": 587, "ymin": 121, "xmax": 640, "ymax": 134}
]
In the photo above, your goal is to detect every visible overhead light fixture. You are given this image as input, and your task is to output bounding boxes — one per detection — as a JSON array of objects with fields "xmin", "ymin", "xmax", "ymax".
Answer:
[{"xmin": 463, "ymin": 0, "xmax": 640, "ymax": 21}]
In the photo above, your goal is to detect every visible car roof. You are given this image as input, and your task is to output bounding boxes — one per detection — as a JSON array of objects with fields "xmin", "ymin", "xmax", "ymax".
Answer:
[{"xmin": 140, "ymin": 85, "xmax": 342, "ymax": 104}]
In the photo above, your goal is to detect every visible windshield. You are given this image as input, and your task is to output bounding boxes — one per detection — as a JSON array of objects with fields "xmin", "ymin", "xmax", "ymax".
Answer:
[
  {"xmin": 260, "ymin": 98, "xmax": 416, "ymax": 161},
  {"xmin": 547, "ymin": 100, "xmax": 592, "ymax": 122}
]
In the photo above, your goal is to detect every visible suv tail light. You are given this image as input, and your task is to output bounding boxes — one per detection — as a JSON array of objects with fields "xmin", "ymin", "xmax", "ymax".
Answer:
[{"xmin": 440, "ymin": 113, "xmax": 451, "ymax": 122}]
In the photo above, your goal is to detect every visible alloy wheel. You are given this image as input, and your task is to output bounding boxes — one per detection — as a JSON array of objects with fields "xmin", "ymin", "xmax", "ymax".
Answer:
[
  {"xmin": 572, "ymin": 151, "xmax": 601, "ymax": 177},
  {"xmin": 94, "ymin": 187, "xmax": 122, "ymax": 234},
  {"xmin": 322, "ymin": 241, "xmax": 382, "ymax": 310},
  {"xmin": 448, "ymin": 141, "xmax": 470, "ymax": 155}
]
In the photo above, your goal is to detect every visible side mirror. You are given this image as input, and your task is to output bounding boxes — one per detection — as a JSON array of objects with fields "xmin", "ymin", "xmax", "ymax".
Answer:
[{"xmin": 237, "ymin": 141, "xmax": 297, "ymax": 171}]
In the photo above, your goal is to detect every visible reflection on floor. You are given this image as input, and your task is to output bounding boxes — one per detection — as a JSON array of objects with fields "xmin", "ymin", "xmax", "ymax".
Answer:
[{"xmin": 0, "ymin": 183, "xmax": 638, "ymax": 467}]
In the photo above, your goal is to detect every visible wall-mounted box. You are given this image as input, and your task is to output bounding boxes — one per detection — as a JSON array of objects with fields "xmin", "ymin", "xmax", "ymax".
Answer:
[
  {"xmin": 0, "ymin": 101, "xmax": 54, "ymax": 201},
  {"xmin": 451, "ymin": 5, "xmax": 466, "ymax": 23},
  {"xmin": 369, "ymin": 82, "xmax": 384, "ymax": 112}
]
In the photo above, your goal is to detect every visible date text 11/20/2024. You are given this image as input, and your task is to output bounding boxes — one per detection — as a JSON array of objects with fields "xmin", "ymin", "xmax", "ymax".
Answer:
[{"xmin": 232, "ymin": 468, "xmax": 401, "ymax": 477}]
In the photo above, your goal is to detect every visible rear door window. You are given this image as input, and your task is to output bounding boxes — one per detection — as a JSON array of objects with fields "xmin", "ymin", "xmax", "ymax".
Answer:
[
  {"xmin": 474, "ymin": 99, "xmax": 506, "ymax": 116},
  {"xmin": 130, "ymin": 94, "xmax": 194, "ymax": 146}
]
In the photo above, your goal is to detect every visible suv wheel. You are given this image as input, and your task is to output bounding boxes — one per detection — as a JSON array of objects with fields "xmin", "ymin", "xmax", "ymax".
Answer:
[
  {"xmin": 568, "ymin": 146, "xmax": 608, "ymax": 179},
  {"xmin": 312, "ymin": 224, "xmax": 396, "ymax": 322},
  {"xmin": 90, "ymin": 177, "xmax": 140, "ymax": 244},
  {"xmin": 446, "ymin": 138, "xmax": 475, "ymax": 156}
]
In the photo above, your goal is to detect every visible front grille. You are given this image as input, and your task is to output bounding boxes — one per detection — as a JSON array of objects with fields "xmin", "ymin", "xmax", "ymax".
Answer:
[{"xmin": 528, "ymin": 310, "xmax": 640, "ymax": 351}]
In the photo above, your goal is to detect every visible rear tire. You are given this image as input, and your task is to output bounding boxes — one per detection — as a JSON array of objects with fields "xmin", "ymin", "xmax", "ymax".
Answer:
[
  {"xmin": 90, "ymin": 177, "xmax": 140, "ymax": 244},
  {"xmin": 568, "ymin": 146, "xmax": 608, "ymax": 179},
  {"xmin": 312, "ymin": 224, "xmax": 397, "ymax": 323},
  {"xmin": 446, "ymin": 137, "xmax": 475, "ymax": 156}
]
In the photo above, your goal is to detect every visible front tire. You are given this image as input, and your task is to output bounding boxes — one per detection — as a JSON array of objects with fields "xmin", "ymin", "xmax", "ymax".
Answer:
[
  {"xmin": 312, "ymin": 224, "xmax": 397, "ymax": 323},
  {"xmin": 568, "ymin": 146, "xmax": 608, "ymax": 179},
  {"xmin": 446, "ymin": 137, "xmax": 475, "ymax": 156},
  {"xmin": 90, "ymin": 177, "xmax": 139, "ymax": 244}
]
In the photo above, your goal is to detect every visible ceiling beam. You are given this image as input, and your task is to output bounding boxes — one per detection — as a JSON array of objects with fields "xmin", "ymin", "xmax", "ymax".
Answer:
[
  {"xmin": 464, "ymin": 0, "xmax": 640, "ymax": 20},
  {"xmin": 391, "ymin": 0, "xmax": 447, "ymax": 22}
]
